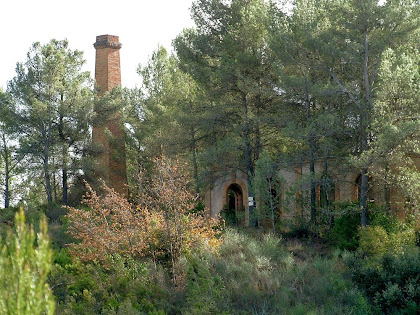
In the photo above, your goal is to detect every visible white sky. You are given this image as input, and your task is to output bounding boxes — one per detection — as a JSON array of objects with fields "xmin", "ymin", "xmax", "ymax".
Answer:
[{"xmin": 0, "ymin": 0, "xmax": 195, "ymax": 90}]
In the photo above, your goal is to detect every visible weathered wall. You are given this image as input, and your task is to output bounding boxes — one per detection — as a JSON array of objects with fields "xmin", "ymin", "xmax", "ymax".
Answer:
[
  {"xmin": 205, "ymin": 170, "xmax": 249, "ymax": 225},
  {"xmin": 205, "ymin": 157, "xmax": 420, "ymax": 224}
]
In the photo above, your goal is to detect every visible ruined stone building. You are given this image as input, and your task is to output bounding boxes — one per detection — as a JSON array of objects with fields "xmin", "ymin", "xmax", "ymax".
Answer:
[
  {"xmin": 92, "ymin": 35, "xmax": 418, "ymax": 225},
  {"xmin": 205, "ymin": 158, "xmax": 420, "ymax": 226}
]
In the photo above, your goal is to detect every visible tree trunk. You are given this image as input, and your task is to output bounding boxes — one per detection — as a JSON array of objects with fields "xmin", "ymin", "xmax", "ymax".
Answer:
[
  {"xmin": 323, "ymin": 156, "xmax": 333, "ymax": 227},
  {"xmin": 58, "ymin": 104, "xmax": 70, "ymax": 206},
  {"xmin": 44, "ymin": 163, "xmax": 53, "ymax": 204},
  {"xmin": 384, "ymin": 164, "xmax": 391, "ymax": 212},
  {"xmin": 44, "ymin": 124, "xmax": 53, "ymax": 204},
  {"xmin": 360, "ymin": 30, "xmax": 372, "ymax": 227},
  {"xmin": 360, "ymin": 168, "xmax": 369, "ymax": 226},
  {"xmin": 62, "ymin": 168, "xmax": 68, "ymax": 206},
  {"xmin": 360, "ymin": 118, "xmax": 369, "ymax": 226},
  {"xmin": 4, "ymin": 158, "xmax": 9, "ymax": 209},
  {"xmin": 4, "ymin": 160, "xmax": 10, "ymax": 209},
  {"xmin": 53, "ymin": 160, "xmax": 57, "ymax": 203},
  {"xmin": 242, "ymin": 92, "xmax": 255, "ymax": 226},
  {"xmin": 242, "ymin": 92, "xmax": 253, "ymax": 178},
  {"xmin": 305, "ymin": 87, "xmax": 316, "ymax": 224},
  {"xmin": 190, "ymin": 125, "xmax": 199, "ymax": 194},
  {"xmin": 267, "ymin": 174, "xmax": 276, "ymax": 234},
  {"xmin": 62, "ymin": 143, "xmax": 69, "ymax": 205},
  {"xmin": 309, "ymin": 146, "xmax": 316, "ymax": 224},
  {"xmin": 2, "ymin": 133, "xmax": 10, "ymax": 208},
  {"xmin": 254, "ymin": 95, "xmax": 262, "ymax": 162}
]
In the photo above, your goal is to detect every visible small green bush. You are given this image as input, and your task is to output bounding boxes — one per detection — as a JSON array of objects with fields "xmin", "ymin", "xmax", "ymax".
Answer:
[
  {"xmin": 358, "ymin": 224, "xmax": 416, "ymax": 259},
  {"xmin": 329, "ymin": 203, "xmax": 360, "ymax": 250},
  {"xmin": 53, "ymin": 248, "xmax": 73, "ymax": 267},
  {"xmin": 44, "ymin": 202, "xmax": 68, "ymax": 222},
  {"xmin": 0, "ymin": 206, "xmax": 19, "ymax": 226},
  {"xmin": 182, "ymin": 255, "xmax": 230, "ymax": 314},
  {"xmin": 358, "ymin": 225, "xmax": 390, "ymax": 257}
]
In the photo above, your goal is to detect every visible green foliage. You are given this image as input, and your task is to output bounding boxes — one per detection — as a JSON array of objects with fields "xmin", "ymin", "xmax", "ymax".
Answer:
[
  {"xmin": 53, "ymin": 248, "xmax": 72, "ymax": 267},
  {"xmin": 184, "ymin": 229, "xmax": 370, "ymax": 314},
  {"xmin": 252, "ymin": 150, "xmax": 282, "ymax": 233},
  {"xmin": 8, "ymin": 39, "xmax": 93, "ymax": 205},
  {"xmin": 329, "ymin": 202, "xmax": 361, "ymax": 250},
  {"xmin": 47, "ymin": 228, "xmax": 374, "ymax": 314},
  {"xmin": 182, "ymin": 255, "xmax": 230, "ymax": 314},
  {"xmin": 329, "ymin": 203, "xmax": 417, "ymax": 254},
  {"xmin": 50, "ymin": 255, "xmax": 170, "ymax": 314},
  {"xmin": 342, "ymin": 209, "xmax": 419, "ymax": 314},
  {"xmin": 44, "ymin": 202, "xmax": 68, "ymax": 222},
  {"xmin": 371, "ymin": 41, "xmax": 420, "ymax": 209},
  {"xmin": 358, "ymin": 225, "xmax": 416, "ymax": 259},
  {"xmin": 358, "ymin": 226, "xmax": 390, "ymax": 258},
  {"xmin": 0, "ymin": 206, "xmax": 19, "ymax": 229},
  {"xmin": 174, "ymin": 0, "xmax": 281, "ymax": 188},
  {"xmin": 344, "ymin": 247, "xmax": 420, "ymax": 314},
  {"xmin": 0, "ymin": 90, "xmax": 23, "ymax": 208},
  {"xmin": 0, "ymin": 209, "xmax": 55, "ymax": 314}
]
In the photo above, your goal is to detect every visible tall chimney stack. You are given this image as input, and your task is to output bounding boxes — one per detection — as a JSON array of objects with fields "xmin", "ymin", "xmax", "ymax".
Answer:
[{"xmin": 93, "ymin": 35, "xmax": 127, "ymax": 196}]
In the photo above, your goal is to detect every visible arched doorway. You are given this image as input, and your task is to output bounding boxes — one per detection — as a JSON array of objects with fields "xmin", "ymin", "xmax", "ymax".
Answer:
[{"xmin": 222, "ymin": 183, "xmax": 245, "ymax": 225}]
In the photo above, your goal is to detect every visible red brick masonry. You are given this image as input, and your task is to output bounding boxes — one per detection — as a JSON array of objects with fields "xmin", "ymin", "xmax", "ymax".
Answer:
[{"xmin": 92, "ymin": 35, "xmax": 127, "ymax": 196}]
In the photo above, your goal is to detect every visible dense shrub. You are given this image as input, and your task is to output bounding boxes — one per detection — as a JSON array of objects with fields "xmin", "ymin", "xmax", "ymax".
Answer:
[
  {"xmin": 343, "ymin": 247, "xmax": 420, "ymax": 314},
  {"xmin": 181, "ymin": 255, "xmax": 230, "ymax": 314},
  {"xmin": 66, "ymin": 158, "xmax": 222, "ymax": 278},
  {"xmin": 329, "ymin": 202, "xmax": 361, "ymax": 250},
  {"xmin": 358, "ymin": 225, "xmax": 390, "ymax": 257},
  {"xmin": 49, "ymin": 229, "xmax": 371, "ymax": 314},
  {"xmin": 332, "ymin": 207, "xmax": 420, "ymax": 314},
  {"xmin": 44, "ymin": 202, "xmax": 68, "ymax": 222},
  {"xmin": 0, "ymin": 206, "xmax": 19, "ymax": 227},
  {"xmin": 49, "ymin": 254, "xmax": 170, "ymax": 314},
  {"xmin": 329, "ymin": 203, "xmax": 416, "ymax": 253},
  {"xmin": 359, "ymin": 225, "xmax": 416, "ymax": 258},
  {"xmin": 184, "ymin": 229, "xmax": 370, "ymax": 314}
]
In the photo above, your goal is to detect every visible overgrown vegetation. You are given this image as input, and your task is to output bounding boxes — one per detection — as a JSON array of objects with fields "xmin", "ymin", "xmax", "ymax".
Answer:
[
  {"xmin": 0, "ymin": 210, "xmax": 55, "ymax": 315},
  {"xmin": 47, "ymin": 229, "xmax": 374, "ymax": 314},
  {"xmin": 0, "ymin": 0, "xmax": 419, "ymax": 313},
  {"xmin": 1, "ymin": 196, "xmax": 419, "ymax": 314},
  {"xmin": 66, "ymin": 157, "xmax": 221, "ymax": 285}
]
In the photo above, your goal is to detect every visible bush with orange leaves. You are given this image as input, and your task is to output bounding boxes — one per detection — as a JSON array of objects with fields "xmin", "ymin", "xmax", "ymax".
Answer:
[{"xmin": 66, "ymin": 157, "xmax": 222, "ymax": 271}]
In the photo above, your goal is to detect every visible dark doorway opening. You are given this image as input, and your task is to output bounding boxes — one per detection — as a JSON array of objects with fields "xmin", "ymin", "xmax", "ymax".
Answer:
[{"xmin": 222, "ymin": 184, "xmax": 244, "ymax": 225}]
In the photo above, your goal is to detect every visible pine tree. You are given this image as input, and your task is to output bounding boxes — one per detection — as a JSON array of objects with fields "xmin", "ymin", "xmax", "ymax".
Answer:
[
  {"xmin": 274, "ymin": 0, "xmax": 419, "ymax": 225},
  {"xmin": 0, "ymin": 209, "xmax": 55, "ymax": 314},
  {"xmin": 0, "ymin": 91, "xmax": 24, "ymax": 208},
  {"xmin": 252, "ymin": 150, "xmax": 282, "ymax": 233},
  {"xmin": 174, "ymin": 0, "xmax": 280, "ymax": 189},
  {"xmin": 8, "ymin": 39, "xmax": 93, "ymax": 205}
]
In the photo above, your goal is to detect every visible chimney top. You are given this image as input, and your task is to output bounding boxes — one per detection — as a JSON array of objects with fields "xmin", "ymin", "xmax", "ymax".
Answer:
[{"xmin": 94, "ymin": 35, "xmax": 122, "ymax": 49}]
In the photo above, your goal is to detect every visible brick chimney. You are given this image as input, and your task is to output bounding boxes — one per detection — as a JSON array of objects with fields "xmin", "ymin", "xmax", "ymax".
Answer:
[{"xmin": 92, "ymin": 35, "xmax": 127, "ymax": 196}]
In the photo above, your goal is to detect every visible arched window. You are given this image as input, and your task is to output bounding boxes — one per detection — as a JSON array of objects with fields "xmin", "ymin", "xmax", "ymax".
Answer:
[
  {"xmin": 355, "ymin": 174, "xmax": 362, "ymax": 200},
  {"xmin": 319, "ymin": 174, "xmax": 336, "ymax": 209},
  {"xmin": 354, "ymin": 174, "xmax": 373, "ymax": 202}
]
